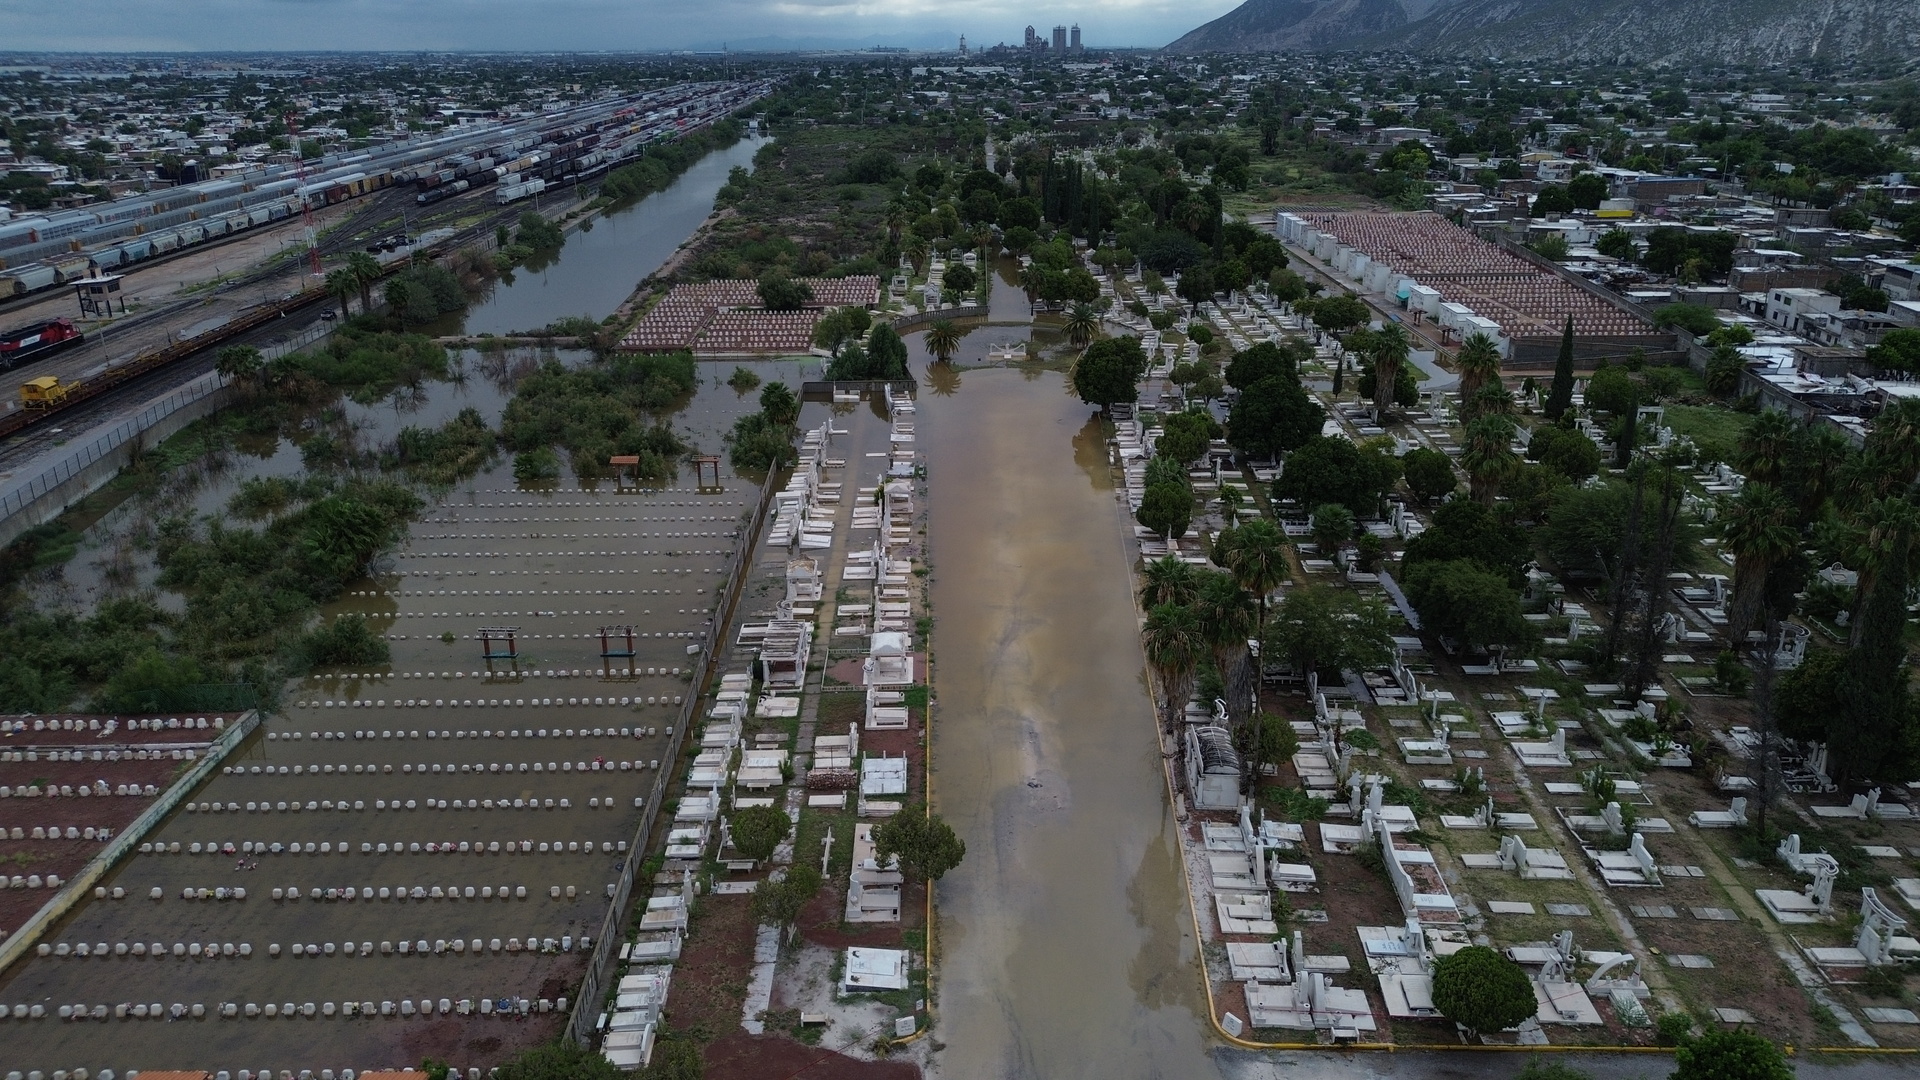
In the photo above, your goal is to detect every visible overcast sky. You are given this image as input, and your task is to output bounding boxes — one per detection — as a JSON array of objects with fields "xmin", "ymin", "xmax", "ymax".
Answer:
[{"xmin": 0, "ymin": 0, "xmax": 1242, "ymax": 53}]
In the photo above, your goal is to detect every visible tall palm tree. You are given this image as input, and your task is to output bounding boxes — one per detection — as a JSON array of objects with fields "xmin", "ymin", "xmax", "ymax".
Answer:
[
  {"xmin": 346, "ymin": 251, "xmax": 381, "ymax": 313},
  {"xmin": 1737, "ymin": 409, "xmax": 1800, "ymax": 487},
  {"xmin": 1460, "ymin": 415, "xmax": 1518, "ymax": 505},
  {"xmin": 1143, "ymin": 602, "xmax": 1206, "ymax": 734},
  {"xmin": 1220, "ymin": 518, "xmax": 1289, "ymax": 628},
  {"xmin": 1785, "ymin": 424, "xmax": 1852, "ymax": 523},
  {"xmin": 1368, "ymin": 322, "xmax": 1411, "ymax": 421},
  {"xmin": 1192, "ymin": 570, "xmax": 1257, "ymax": 726},
  {"xmin": 326, "ymin": 268, "xmax": 358, "ymax": 320},
  {"xmin": 1721, "ymin": 481, "xmax": 1799, "ymax": 645},
  {"xmin": 1140, "ymin": 555, "xmax": 1201, "ymax": 609},
  {"xmin": 1455, "ymin": 332, "xmax": 1503, "ymax": 421},
  {"xmin": 924, "ymin": 319, "xmax": 961, "ymax": 362},
  {"xmin": 903, "ymin": 235, "xmax": 930, "ymax": 277},
  {"xmin": 1064, "ymin": 302, "xmax": 1098, "ymax": 347}
]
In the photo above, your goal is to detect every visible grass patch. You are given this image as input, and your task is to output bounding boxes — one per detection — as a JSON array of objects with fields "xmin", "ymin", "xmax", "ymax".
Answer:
[{"xmin": 1662, "ymin": 403, "xmax": 1752, "ymax": 457}]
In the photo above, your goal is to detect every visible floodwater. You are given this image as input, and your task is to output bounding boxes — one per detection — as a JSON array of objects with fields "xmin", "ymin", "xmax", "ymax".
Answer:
[
  {"xmin": 924, "ymin": 367, "xmax": 1223, "ymax": 1079},
  {"xmin": 0, "ymin": 135, "xmax": 804, "ymax": 1075},
  {"xmin": 456, "ymin": 137, "xmax": 766, "ymax": 336}
]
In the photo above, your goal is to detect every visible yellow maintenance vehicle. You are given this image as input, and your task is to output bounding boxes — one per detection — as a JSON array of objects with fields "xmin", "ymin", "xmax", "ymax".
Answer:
[{"xmin": 20, "ymin": 375, "xmax": 70, "ymax": 409}]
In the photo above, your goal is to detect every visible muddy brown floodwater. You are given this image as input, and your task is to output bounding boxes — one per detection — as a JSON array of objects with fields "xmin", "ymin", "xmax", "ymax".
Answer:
[{"xmin": 923, "ymin": 367, "xmax": 1224, "ymax": 1080}]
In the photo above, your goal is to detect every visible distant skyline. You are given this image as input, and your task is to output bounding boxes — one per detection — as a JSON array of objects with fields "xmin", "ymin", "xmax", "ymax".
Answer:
[{"xmin": 0, "ymin": 0, "xmax": 1244, "ymax": 54}]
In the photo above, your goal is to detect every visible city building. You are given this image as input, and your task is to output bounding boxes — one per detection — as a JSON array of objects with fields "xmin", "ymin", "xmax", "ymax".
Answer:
[
  {"xmin": 1052, "ymin": 25, "xmax": 1068, "ymax": 53},
  {"xmin": 1070, "ymin": 24, "xmax": 1082, "ymax": 52}
]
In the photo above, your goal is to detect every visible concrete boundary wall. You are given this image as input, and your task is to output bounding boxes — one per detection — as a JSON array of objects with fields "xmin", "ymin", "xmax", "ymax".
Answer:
[
  {"xmin": 0, "ymin": 709, "xmax": 261, "ymax": 977},
  {"xmin": 891, "ymin": 304, "xmax": 989, "ymax": 332},
  {"xmin": 567, "ymin": 464, "xmax": 782, "ymax": 1045},
  {"xmin": 0, "ymin": 376, "xmax": 236, "ymax": 549}
]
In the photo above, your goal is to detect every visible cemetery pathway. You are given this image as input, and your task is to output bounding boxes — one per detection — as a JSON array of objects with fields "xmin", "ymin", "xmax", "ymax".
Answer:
[{"xmin": 924, "ymin": 368, "xmax": 1223, "ymax": 1079}]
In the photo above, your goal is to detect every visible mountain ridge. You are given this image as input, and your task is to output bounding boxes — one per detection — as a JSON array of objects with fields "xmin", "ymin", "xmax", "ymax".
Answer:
[{"xmin": 1166, "ymin": 0, "xmax": 1920, "ymax": 65}]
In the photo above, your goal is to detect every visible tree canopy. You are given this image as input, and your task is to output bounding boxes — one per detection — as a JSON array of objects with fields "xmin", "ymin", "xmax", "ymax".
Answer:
[
  {"xmin": 1071, "ymin": 335, "xmax": 1149, "ymax": 411},
  {"xmin": 872, "ymin": 803, "xmax": 967, "ymax": 883},
  {"xmin": 1430, "ymin": 945, "xmax": 1538, "ymax": 1037},
  {"xmin": 1273, "ymin": 436, "xmax": 1400, "ymax": 517}
]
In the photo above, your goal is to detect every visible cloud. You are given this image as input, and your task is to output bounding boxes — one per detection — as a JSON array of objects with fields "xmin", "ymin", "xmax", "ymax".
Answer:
[{"xmin": 0, "ymin": 0, "xmax": 1241, "ymax": 51}]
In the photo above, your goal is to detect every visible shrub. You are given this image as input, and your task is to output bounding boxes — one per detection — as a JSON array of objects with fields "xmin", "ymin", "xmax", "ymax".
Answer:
[
  {"xmin": 1430, "ymin": 945, "xmax": 1537, "ymax": 1036},
  {"xmin": 297, "ymin": 613, "xmax": 390, "ymax": 668},
  {"xmin": 728, "ymin": 805, "xmax": 791, "ymax": 862}
]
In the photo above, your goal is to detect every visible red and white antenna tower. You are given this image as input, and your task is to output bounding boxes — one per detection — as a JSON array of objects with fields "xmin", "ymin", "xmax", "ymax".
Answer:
[{"xmin": 285, "ymin": 113, "xmax": 323, "ymax": 279}]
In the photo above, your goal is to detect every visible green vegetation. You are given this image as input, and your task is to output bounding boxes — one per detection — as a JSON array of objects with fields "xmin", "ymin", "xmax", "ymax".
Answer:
[
  {"xmin": 871, "ymin": 802, "xmax": 967, "ymax": 883},
  {"xmin": 389, "ymin": 407, "xmax": 496, "ymax": 486},
  {"xmin": 500, "ymin": 355, "xmax": 696, "ymax": 481},
  {"xmin": 1430, "ymin": 945, "xmax": 1538, "ymax": 1038},
  {"xmin": 727, "ymin": 382, "xmax": 800, "ymax": 473}
]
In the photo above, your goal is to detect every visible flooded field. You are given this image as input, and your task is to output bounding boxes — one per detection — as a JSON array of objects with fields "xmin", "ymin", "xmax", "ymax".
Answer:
[
  {"xmin": 923, "ymin": 367, "xmax": 1222, "ymax": 1079},
  {"xmin": 0, "ymin": 139, "xmax": 809, "ymax": 1076}
]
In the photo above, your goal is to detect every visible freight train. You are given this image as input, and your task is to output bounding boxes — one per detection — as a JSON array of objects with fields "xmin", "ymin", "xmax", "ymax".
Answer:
[
  {"xmin": 0, "ymin": 318, "xmax": 84, "ymax": 369},
  {"xmin": 0, "ymin": 80, "xmax": 774, "ymax": 300}
]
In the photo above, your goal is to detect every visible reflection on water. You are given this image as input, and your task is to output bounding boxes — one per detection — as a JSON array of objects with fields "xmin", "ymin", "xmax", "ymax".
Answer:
[
  {"xmin": 456, "ymin": 138, "xmax": 766, "ymax": 336},
  {"xmin": 926, "ymin": 368, "xmax": 1221, "ymax": 1080}
]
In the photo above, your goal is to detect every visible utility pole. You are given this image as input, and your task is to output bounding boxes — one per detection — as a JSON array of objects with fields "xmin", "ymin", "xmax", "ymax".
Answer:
[{"xmin": 285, "ymin": 113, "xmax": 323, "ymax": 281}]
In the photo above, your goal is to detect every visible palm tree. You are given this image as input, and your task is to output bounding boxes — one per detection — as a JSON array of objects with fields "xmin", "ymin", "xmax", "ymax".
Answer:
[
  {"xmin": 1455, "ymin": 332, "xmax": 1503, "ymax": 421},
  {"xmin": 326, "ymin": 268, "xmax": 358, "ymax": 319},
  {"xmin": 1721, "ymin": 482, "xmax": 1799, "ymax": 645},
  {"xmin": 1368, "ymin": 322, "xmax": 1411, "ymax": 421},
  {"xmin": 1737, "ymin": 409, "xmax": 1799, "ymax": 487},
  {"xmin": 346, "ymin": 251, "xmax": 381, "ymax": 313},
  {"xmin": 1220, "ymin": 518, "xmax": 1289, "ymax": 628},
  {"xmin": 1064, "ymin": 302, "xmax": 1098, "ymax": 347},
  {"xmin": 1143, "ymin": 602, "xmax": 1206, "ymax": 734},
  {"xmin": 1192, "ymin": 570, "xmax": 1257, "ymax": 725},
  {"xmin": 924, "ymin": 319, "xmax": 962, "ymax": 362},
  {"xmin": 1461, "ymin": 415, "xmax": 1519, "ymax": 505},
  {"xmin": 903, "ymin": 235, "xmax": 930, "ymax": 277},
  {"xmin": 1140, "ymin": 555, "xmax": 1201, "ymax": 609},
  {"xmin": 1472, "ymin": 383, "xmax": 1516, "ymax": 418},
  {"xmin": 1785, "ymin": 424, "xmax": 1852, "ymax": 523}
]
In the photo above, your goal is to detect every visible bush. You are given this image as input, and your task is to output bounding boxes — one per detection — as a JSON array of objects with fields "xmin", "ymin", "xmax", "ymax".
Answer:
[
  {"xmin": 493, "ymin": 1039, "xmax": 621, "ymax": 1080},
  {"xmin": 750, "ymin": 861, "xmax": 822, "ymax": 927},
  {"xmin": 296, "ymin": 613, "xmax": 390, "ymax": 668},
  {"xmin": 728, "ymin": 805, "xmax": 791, "ymax": 861},
  {"xmin": 1656, "ymin": 1010, "xmax": 1696, "ymax": 1046},
  {"xmin": 1430, "ymin": 945, "xmax": 1537, "ymax": 1036},
  {"xmin": 93, "ymin": 649, "xmax": 213, "ymax": 714},
  {"xmin": 513, "ymin": 447, "xmax": 561, "ymax": 482},
  {"xmin": 1137, "ymin": 482, "xmax": 1192, "ymax": 540},
  {"xmin": 1671, "ymin": 1029, "xmax": 1792, "ymax": 1080}
]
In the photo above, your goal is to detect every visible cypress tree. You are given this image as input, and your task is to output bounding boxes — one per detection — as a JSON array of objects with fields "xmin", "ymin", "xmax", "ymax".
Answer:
[{"xmin": 1545, "ymin": 315, "xmax": 1576, "ymax": 420}]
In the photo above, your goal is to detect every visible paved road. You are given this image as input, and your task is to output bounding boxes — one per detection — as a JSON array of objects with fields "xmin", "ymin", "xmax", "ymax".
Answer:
[{"xmin": 1217, "ymin": 1048, "xmax": 1910, "ymax": 1079}]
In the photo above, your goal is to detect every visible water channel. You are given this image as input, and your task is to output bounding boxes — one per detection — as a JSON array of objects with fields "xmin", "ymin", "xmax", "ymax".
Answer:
[
  {"xmin": 916, "ymin": 260, "xmax": 1225, "ymax": 1079},
  {"xmin": 0, "ymin": 136, "xmax": 790, "ymax": 1076}
]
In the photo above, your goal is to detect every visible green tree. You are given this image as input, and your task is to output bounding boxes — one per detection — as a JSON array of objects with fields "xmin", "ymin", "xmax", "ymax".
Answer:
[
  {"xmin": 924, "ymin": 319, "xmax": 962, "ymax": 362},
  {"xmin": 759, "ymin": 382, "xmax": 800, "ymax": 428},
  {"xmin": 216, "ymin": 344, "xmax": 264, "ymax": 386},
  {"xmin": 346, "ymin": 250, "xmax": 381, "ymax": 313},
  {"xmin": 1176, "ymin": 265, "xmax": 1215, "ymax": 314},
  {"xmin": 1430, "ymin": 945, "xmax": 1538, "ymax": 1038},
  {"xmin": 1597, "ymin": 227, "xmax": 1638, "ymax": 262},
  {"xmin": 1137, "ymin": 483, "xmax": 1193, "ymax": 540},
  {"xmin": 1402, "ymin": 447, "xmax": 1458, "ymax": 504},
  {"xmin": 1567, "ymin": 172, "xmax": 1609, "ymax": 210},
  {"xmin": 1310, "ymin": 294, "xmax": 1369, "ymax": 336},
  {"xmin": 1157, "ymin": 411, "xmax": 1216, "ymax": 465},
  {"xmin": 863, "ymin": 323, "xmax": 911, "ymax": 379},
  {"xmin": 1461, "ymin": 416, "xmax": 1520, "ymax": 505},
  {"xmin": 1310, "ymin": 503, "xmax": 1354, "ymax": 554},
  {"xmin": 1227, "ymin": 375, "xmax": 1324, "ymax": 460},
  {"xmin": 1275, "ymin": 436, "xmax": 1400, "ymax": 517},
  {"xmin": 1867, "ymin": 327, "xmax": 1920, "ymax": 375},
  {"xmin": 750, "ymin": 862, "xmax": 822, "ymax": 928},
  {"xmin": 1775, "ymin": 646, "xmax": 1845, "ymax": 742},
  {"xmin": 1366, "ymin": 322, "xmax": 1412, "ymax": 418},
  {"xmin": 1585, "ymin": 364, "xmax": 1640, "ymax": 416},
  {"xmin": 1455, "ymin": 333, "xmax": 1503, "ymax": 422},
  {"xmin": 727, "ymin": 805, "xmax": 791, "ymax": 862},
  {"xmin": 1064, "ymin": 301, "xmax": 1099, "ymax": 347},
  {"xmin": 1143, "ymin": 602, "xmax": 1206, "ymax": 731},
  {"xmin": 1669, "ymin": 1029, "xmax": 1794, "ymax": 1080},
  {"xmin": 1218, "ymin": 518, "xmax": 1290, "ymax": 626},
  {"xmin": 1141, "ymin": 554, "xmax": 1202, "ymax": 608},
  {"xmin": 1706, "ymin": 346, "xmax": 1747, "ymax": 396},
  {"xmin": 1545, "ymin": 316, "xmax": 1576, "ymax": 421},
  {"xmin": 326, "ymin": 268, "xmax": 359, "ymax": 320},
  {"xmin": 872, "ymin": 803, "xmax": 967, "ymax": 883},
  {"xmin": 758, "ymin": 271, "xmax": 814, "ymax": 312},
  {"xmin": 1405, "ymin": 560, "xmax": 1536, "ymax": 657},
  {"xmin": 1070, "ymin": 335, "xmax": 1148, "ymax": 412},
  {"xmin": 1402, "ymin": 499, "xmax": 1531, "ymax": 585},
  {"xmin": 1263, "ymin": 585, "xmax": 1396, "ymax": 680},
  {"xmin": 812, "ymin": 306, "xmax": 873, "ymax": 357},
  {"xmin": 1721, "ymin": 482, "xmax": 1800, "ymax": 646},
  {"xmin": 1225, "ymin": 340, "xmax": 1302, "ymax": 390}
]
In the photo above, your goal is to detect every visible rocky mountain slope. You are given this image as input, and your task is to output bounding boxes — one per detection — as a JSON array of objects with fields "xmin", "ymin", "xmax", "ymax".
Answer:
[{"xmin": 1167, "ymin": 0, "xmax": 1920, "ymax": 66}]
